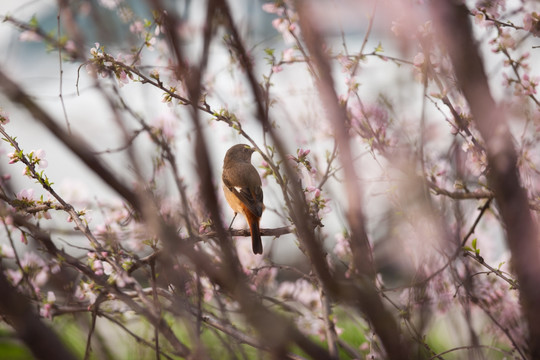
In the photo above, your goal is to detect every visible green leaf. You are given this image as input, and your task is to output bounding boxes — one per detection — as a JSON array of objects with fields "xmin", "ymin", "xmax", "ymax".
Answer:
[{"xmin": 29, "ymin": 15, "xmax": 39, "ymax": 28}]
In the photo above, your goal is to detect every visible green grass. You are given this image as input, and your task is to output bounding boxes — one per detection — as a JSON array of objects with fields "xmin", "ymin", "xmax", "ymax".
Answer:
[{"xmin": 0, "ymin": 306, "xmax": 376, "ymax": 359}]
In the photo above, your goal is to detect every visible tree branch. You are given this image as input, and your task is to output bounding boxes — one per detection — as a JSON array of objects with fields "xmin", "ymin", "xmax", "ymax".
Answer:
[{"xmin": 431, "ymin": 2, "xmax": 540, "ymax": 357}]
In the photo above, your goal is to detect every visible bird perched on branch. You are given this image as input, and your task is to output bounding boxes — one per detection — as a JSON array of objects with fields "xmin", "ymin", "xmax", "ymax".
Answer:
[{"xmin": 222, "ymin": 144, "xmax": 264, "ymax": 254}]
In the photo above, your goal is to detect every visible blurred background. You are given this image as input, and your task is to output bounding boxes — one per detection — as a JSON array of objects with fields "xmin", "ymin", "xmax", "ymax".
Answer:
[
  {"xmin": 0, "ymin": 0, "xmax": 404, "ymax": 261},
  {"xmin": 1, "ymin": 0, "xmax": 539, "ymax": 358}
]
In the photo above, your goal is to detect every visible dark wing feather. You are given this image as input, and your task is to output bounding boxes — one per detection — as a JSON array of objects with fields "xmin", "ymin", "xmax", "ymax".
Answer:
[{"xmin": 223, "ymin": 180, "xmax": 263, "ymax": 217}]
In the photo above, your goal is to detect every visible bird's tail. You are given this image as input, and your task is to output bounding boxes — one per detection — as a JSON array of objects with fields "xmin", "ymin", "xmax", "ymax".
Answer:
[{"xmin": 245, "ymin": 211, "xmax": 263, "ymax": 254}]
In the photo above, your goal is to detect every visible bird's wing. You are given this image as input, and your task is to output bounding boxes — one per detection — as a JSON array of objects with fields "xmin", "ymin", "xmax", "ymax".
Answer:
[{"xmin": 223, "ymin": 165, "xmax": 264, "ymax": 217}]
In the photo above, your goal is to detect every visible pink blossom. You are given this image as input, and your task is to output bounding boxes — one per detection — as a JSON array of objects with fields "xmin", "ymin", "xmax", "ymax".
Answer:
[
  {"xmin": 145, "ymin": 37, "xmax": 156, "ymax": 51},
  {"xmin": 21, "ymin": 252, "xmax": 49, "ymax": 288},
  {"xmin": 472, "ymin": 9, "xmax": 486, "ymax": 26},
  {"xmin": 337, "ymin": 55, "xmax": 353, "ymax": 73},
  {"xmin": 283, "ymin": 48, "xmax": 295, "ymax": 62},
  {"xmin": 369, "ymin": 104, "xmax": 389, "ymax": 129},
  {"xmin": 93, "ymin": 259, "xmax": 104, "ymax": 276},
  {"xmin": 103, "ymin": 261, "xmax": 113, "ymax": 275},
  {"xmin": 112, "ymin": 271, "xmax": 134, "ymax": 288},
  {"xmin": 98, "ymin": 0, "xmax": 121, "ymax": 9},
  {"xmin": 76, "ymin": 282, "xmax": 98, "ymax": 304},
  {"xmin": 51, "ymin": 263, "xmax": 61, "ymax": 274},
  {"xmin": 0, "ymin": 108, "xmax": 9, "ymax": 124},
  {"xmin": 85, "ymin": 63, "xmax": 97, "ymax": 78},
  {"xmin": 491, "ymin": 29, "xmax": 516, "ymax": 52},
  {"xmin": 6, "ymin": 269, "xmax": 22, "ymax": 285},
  {"xmin": 236, "ymin": 239, "xmax": 264, "ymax": 270},
  {"xmin": 476, "ymin": 0, "xmax": 505, "ymax": 18},
  {"xmin": 0, "ymin": 244, "xmax": 15, "ymax": 258},
  {"xmin": 296, "ymin": 313, "xmax": 325, "ymax": 339},
  {"xmin": 117, "ymin": 70, "xmax": 130, "ymax": 86},
  {"xmin": 32, "ymin": 267, "xmax": 49, "ymax": 288},
  {"xmin": 272, "ymin": 65, "xmax": 283, "ymax": 73},
  {"xmin": 271, "ymin": 18, "xmax": 297, "ymax": 44},
  {"xmin": 277, "ymin": 281, "xmax": 296, "ymax": 299},
  {"xmin": 151, "ymin": 112, "xmax": 177, "ymax": 140},
  {"xmin": 7, "ymin": 152, "xmax": 18, "ymax": 164},
  {"xmin": 293, "ymin": 279, "xmax": 320, "ymax": 310},
  {"xmin": 272, "ymin": 18, "xmax": 285, "ymax": 32},
  {"xmin": 297, "ymin": 148, "xmax": 310, "ymax": 157},
  {"xmin": 333, "ymin": 233, "xmax": 350, "ymax": 259},
  {"xmin": 129, "ymin": 21, "xmax": 145, "ymax": 34},
  {"xmin": 155, "ymin": 24, "xmax": 164, "ymax": 36},
  {"xmin": 417, "ymin": 21, "xmax": 432, "ymax": 37},
  {"xmin": 150, "ymin": 68, "xmax": 160, "ymax": 79},
  {"xmin": 90, "ymin": 42, "xmax": 102, "ymax": 57},
  {"xmin": 520, "ymin": 74, "xmax": 539, "ymax": 95},
  {"xmin": 65, "ymin": 40, "xmax": 76, "ymax": 53},
  {"xmin": 200, "ymin": 277, "xmax": 214, "ymax": 302},
  {"xmin": 47, "ymin": 291, "xmax": 56, "ymax": 303},
  {"xmin": 252, "ymin": 267, "xmax": 277, "ymax": 290},
  {"xmin": 40, "ymin": 303, "xmax": 52, "ymax": 319},
  {"xmin": 499, "ymin": 29, "xmax": 516, "ymax": 50},
  {"xmin": 262, "ymin": 3, "xmax": 284, "ymax": 16},
  {"xmin": 19, "ymin": 30, "xmax": 42, "ymax": 42},
  {"xmin": 32, "ymin": 149, "xmax": 48, "ymax": 169},
  {"xmin": 198, "ymin": 224, "xmax": 207, "ymax": 233},
  {"xmin": 413, "ymin": 52, "xmax": 425, "ymax": 68},
  {"xmin": 17, "ymin": 188, "xmax": 34, "ymax": 201},
  {"xmin": 40, "ymin": 291, "xmax": 55, "ymax": 319}
]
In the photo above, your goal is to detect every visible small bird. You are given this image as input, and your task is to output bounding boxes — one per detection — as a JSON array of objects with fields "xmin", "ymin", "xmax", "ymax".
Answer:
[{"xmin": 222, "ymin": 144, "xmax": 264, "ymax": 254}]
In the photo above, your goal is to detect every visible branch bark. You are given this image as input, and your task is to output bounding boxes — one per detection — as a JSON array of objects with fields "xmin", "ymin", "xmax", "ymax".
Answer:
[{"xmin": 296, "ymin": 2, "xmax": 411, "ymax": 358}]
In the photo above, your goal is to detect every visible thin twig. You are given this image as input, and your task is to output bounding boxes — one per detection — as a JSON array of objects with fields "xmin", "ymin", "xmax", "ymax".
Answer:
[
  {"xmin": 83, "ymin": 304, "xmax": 99, "ymax": 360},
  {"xmin": 57, "ymin": 11, "xmax": 71, "ymax": 134}
]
